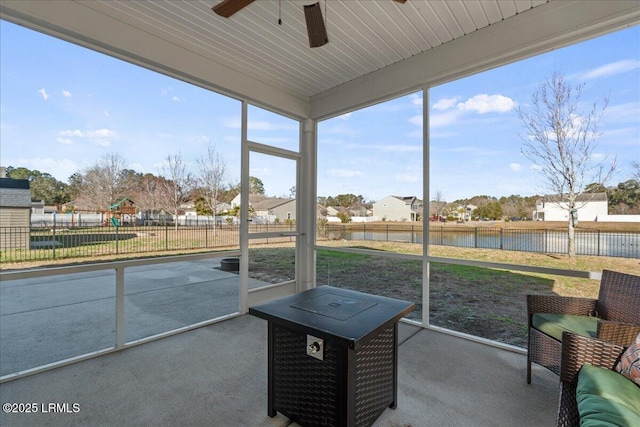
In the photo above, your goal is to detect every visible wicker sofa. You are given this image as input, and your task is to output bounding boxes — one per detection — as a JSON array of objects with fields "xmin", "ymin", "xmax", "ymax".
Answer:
[
  {"xmin": 557, "ymin": 331, "xmax": 640, "ymax": 427},
  {"xmin": 527, "ymin": 269, "xmax": 640, "ymax": 384}
]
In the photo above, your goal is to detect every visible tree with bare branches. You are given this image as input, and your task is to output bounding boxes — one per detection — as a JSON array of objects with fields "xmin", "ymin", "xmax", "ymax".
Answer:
[
  {"xmin": 78, "ymin": 153, "xmax": 134, "ymax": 211},
  {"xmin": 159, "ymin": 152, "xmax": 194, "ymax": 230},
  {"xmin": 197, "ymin": 143, "xmax": 228, "ymax": 234},
  {"xmin": 517, "ymin": 71, "xmax": 615, "ymax": 257}
]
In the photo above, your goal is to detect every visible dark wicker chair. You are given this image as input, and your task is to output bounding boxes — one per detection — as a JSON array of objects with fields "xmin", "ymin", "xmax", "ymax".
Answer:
[
  {"xmin": 556, "ymin": 332, "xmax": 629, "ymax": 427},
  {"xmin": 527, "ymin": 269, "xmax": 640, "ymax": 384}
]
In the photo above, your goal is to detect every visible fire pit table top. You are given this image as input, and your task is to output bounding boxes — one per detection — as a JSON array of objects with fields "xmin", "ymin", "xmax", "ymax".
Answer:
[{"xmin": 249, "ymin": 286, "xmax": 415, "ymax": 350}]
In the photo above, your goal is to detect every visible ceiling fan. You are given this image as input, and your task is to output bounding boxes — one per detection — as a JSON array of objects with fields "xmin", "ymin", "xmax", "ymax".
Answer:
[{"xmin": 212, "ymin": 0, "xmax": 407, "ymax": 48}]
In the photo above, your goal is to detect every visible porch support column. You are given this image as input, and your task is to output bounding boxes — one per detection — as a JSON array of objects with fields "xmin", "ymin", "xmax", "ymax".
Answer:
[
  {"xmin": 422, "ymin": 87, "xmax": 430, "ymax": 327},
  {"xmin": 299, "ymin": 118, "xmax": 317, "ymax": 292},
  {"xmin": 239, "ymin": 101, "xmax": 249, "ymax": 313}
]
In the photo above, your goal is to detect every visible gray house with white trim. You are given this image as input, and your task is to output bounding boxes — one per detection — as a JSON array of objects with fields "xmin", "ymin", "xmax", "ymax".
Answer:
[
  {"xmin": 0, "ymin": 177, "xmax": 32, "ymax": 250},
  {"xmin": 373, "ymin": 196, "xmax": 422, "ymax": 222}
]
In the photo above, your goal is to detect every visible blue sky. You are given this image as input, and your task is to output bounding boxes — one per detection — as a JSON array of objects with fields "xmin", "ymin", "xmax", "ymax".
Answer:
[{"xmin": 1, "ymin": 20, "xmax": 639, "ymax": 203}]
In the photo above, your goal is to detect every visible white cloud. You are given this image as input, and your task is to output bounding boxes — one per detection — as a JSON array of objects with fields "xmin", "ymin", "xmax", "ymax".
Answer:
[
  {"xmin": 429, "ymin": 109, "xmax": 463, "ymax": 128},
  {"xmin": 326, "ymin": 169, "xmax": 364, "ymax": 178},
  {"xmin": 172, "ymin": 96, "xmax": 180, "ymax": 102},
  {"xmin": 56, "ymin": 137, "xmax": 73, "ymax": 145},
  {"xmin": 603, "ymin": 102, "xmax": 640, "ymax": 124},
  {"xmin": 88, "ymin": 129, "xmax": 117, "ymax": 138},
  {"xmin": 411, "ymin": 93, "xmax": 423, "ymax": 106},
  {"xmin": 59, "ymin": 129, "xmax": 117, "ymax": 138},
  {"xmin": 509, "ymin": 163, "xmax": 522, "ymax": 171},
  {"xmin": 338, "ymin": 112, "xmax": 352, "ymax": 120},
  {"xmin": 57, "ymin": 129, "xmax": 117, "ymax": 147},
  {"xmin": 62, "ymin": 90, "xmax": 72, "ymax": 97},
  {"xmin": 457, "ymin": 94, "xmax": 516, "ymax": 114},
  {"xmin": 530, "ymin": 164, "xmax": 542, "ymax": 171},
  {"xmin": 59, "ymin": 130, "xmax": 83, "ymax": 137},
  {"xmin": 432, "ymin": 97, "xmax": 458, "ymax": 110},
  {"xmin": 583, "ymin": 59, "xmax": 640, "ymax": 80},
  {"xmin": 38, "ymin": 88, "xmax": 49, "ymax": 100},
  {"xmin": 249, "ymin": 167, "xmax": 272, "ymax": 177}
]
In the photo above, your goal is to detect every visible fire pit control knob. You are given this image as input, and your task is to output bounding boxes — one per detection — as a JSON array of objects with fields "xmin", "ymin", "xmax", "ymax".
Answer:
[
  {"xmin": 306, "ymin": 335, "xmax": 324, "ymax": 360},
  {"xmin": 308, "ymin": 342, "xmax": 321, "ymax": 354}
]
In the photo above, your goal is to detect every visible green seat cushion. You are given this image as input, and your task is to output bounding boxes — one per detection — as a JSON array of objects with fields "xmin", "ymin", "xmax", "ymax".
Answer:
[
  {"xmin": 577, "ymin": 364, "xmax": 640, "ymax": 414},
  {"xmin": 577, "ymin": 395, "xmax": 640, "ymax": 427},
  {"xmin": 531, "ymin": 313, "xmax": 597, "ymax": 341}
]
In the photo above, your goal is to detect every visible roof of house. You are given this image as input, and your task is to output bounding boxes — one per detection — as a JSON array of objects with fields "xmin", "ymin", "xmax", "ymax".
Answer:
[
  {"xmin": 429, "ymin": 201, "xmax": 447, "ymax": 213},
  {"xmin": 0, "ymin": 177, "xmax": 29, "ymax": 190},
  {"xmin": 394, "ymin": 196, "xmax": 419, "ymax": 204},
  {"xmin": 0, "ymin": 178, "xmax": 32, "ymax": 208},
  {"xmin": 540, "ymin": 193, "xmax": 608, "ymax": 203},
  {"xmin": 249, "ymin": 195, "xmax": 294, "ymax": 210}
]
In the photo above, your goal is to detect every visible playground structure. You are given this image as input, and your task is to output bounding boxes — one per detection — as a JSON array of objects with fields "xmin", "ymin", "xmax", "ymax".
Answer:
[{"xmin": 104, "ymin": 198, "xmax": 136, "ymax": 226}]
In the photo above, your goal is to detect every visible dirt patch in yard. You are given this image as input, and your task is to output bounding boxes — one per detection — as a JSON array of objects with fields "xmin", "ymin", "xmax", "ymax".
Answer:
[
  {"xmin": 250, "ymin": 240, "xmax": 637, "ymax": 348},
  {"xmin": 315, "ymin": 252, "xmax": 554, "ymax": 348}
]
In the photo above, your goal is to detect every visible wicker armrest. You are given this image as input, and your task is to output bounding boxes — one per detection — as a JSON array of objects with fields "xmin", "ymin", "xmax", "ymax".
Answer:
[
  {"xmin": 597, "ymin": 320, "xmax": 640, "ymax": 346},
  {"xmin": 559, "ymin": 331, "xmax": 625, "ymax": 384},
  {"xmin": 527, "ymin": 294, "xmax": 596, "ymax": 319}
]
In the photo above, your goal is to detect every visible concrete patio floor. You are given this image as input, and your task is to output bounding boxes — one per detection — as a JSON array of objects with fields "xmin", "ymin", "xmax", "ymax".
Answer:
[{"xmin": 0, "ymin": 315, "xmax": 559, "ymax": 426}]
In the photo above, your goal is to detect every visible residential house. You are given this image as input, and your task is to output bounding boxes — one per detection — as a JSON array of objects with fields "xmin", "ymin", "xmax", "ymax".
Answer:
[
  {"xmin": 182, "ymin": 200, "xmax": 231, "ymax": 217},
  {"xmin": 231, "ymin": 194, "xmax": 296, "ymax": 223},
  {"xmin": 373, "ymin": 196, "xmax": 422, "ymax": 222},
  {"xmin": 428, "ymin": 200, "xmax": 447, "ymax": 221},
  {"xmin": 31, "ymin": 199, "xmax": 45, "ymax": 215},
  {"xmin": 323, "ymin": 205, "xmax": 350, "ymax": 223},
  {"xmin": 0, "ymin": 176, "xmax": 31, "ymax": 250},
  {"xmin": 464, "ymin": 204, "xmax": 478, "ymax": 221},
  {"xmin": 533, "ymin": 193, "xmax": 608, "ymax": 222},
  {"xmin": 347, "ymin": 203, "xmax": 370, "ymax": 218},
  {"xmin": 44, "ymin": 205, "xmax": 58, "ymax": 214},
  {"xmin": 444, "ymin": 204, "xmax": 477, "ymax": 222}
]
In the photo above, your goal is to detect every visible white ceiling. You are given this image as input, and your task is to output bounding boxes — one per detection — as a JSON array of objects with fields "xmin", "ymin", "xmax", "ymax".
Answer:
[
  {"xmin": 88, "ymin": 0, "xmax": 548, "ymax": 98},
  {"xmin": 1, "ymin": 0, "xmax": 639, "ymax": 120}
]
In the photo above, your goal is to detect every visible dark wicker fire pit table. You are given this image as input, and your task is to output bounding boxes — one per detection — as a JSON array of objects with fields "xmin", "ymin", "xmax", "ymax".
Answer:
[{"xmin": 249, "ymin": 285, "xmax": 415, "ymax": 427}]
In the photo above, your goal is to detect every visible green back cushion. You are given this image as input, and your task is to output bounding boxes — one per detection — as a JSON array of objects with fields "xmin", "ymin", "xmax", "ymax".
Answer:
[
  {"xmin": 531, "ymin": 313, "xmax": 597, "ymax": 341},
  {"xmin": 577, "ymin": 364, "xmax": 640, "ymax": 427}
]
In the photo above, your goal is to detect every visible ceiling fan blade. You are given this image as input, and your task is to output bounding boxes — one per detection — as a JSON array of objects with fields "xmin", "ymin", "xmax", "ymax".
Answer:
[
  {"xmin": 304, "ymin": 2, "xmax": 328, "ymax": 48},
  {"xmin": 393, "ymin": 0, "xmax": 407, "ymax": 3},
  {"xmin": 212, "ymin": 0, "xmax": 255, "ymax": 18}
]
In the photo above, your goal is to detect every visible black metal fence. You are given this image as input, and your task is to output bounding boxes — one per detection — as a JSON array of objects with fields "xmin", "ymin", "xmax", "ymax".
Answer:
[
  {"xmin": 321, "ymin": 224, "xmax": 640, "ymax": 259},
  {"xmin": 2, "ymin": 222, "xmax": 638, "ymax": 263},
  {"xmin": 1, "ymin": 222, "xmax": 296, "ymax": 263}
]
